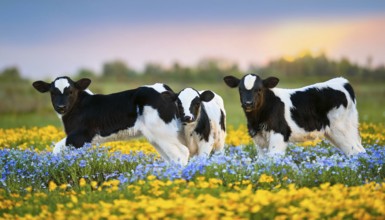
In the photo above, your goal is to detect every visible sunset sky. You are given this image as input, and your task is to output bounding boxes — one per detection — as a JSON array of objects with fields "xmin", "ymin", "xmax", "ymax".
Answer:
[{"xmin": 1, "ymin": 1, "xmax": 385, "ymax": 79}]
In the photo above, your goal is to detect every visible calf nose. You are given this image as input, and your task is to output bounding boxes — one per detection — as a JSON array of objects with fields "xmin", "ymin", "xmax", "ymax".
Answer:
[
  {"xmin": 57, "ymin": 105, "xmax": 66, "ymax": 111},
  {"xmin": 183, "ymin": 116, "xmax": 192, "ymax": 122},
  {"xmin": 244, "ymin": 101, "xmax": 253, "ymax": 107}
]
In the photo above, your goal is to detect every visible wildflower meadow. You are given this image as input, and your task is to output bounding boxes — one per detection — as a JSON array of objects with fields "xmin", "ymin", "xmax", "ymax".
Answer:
[{"xmin": 1, "ymin": 123, "xmax": 385, "ymax": 219}]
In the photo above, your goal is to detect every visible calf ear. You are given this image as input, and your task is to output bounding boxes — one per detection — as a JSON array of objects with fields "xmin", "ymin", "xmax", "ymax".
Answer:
[
  {"xmin": 161, "ymin": 91, "xmax": 178, "ymax": 102},
  {"xmin": 263, "ymin": 77, "xmax": 279, "ymax": 88},
  {"xmin": 32, "ymin": 81, "xmax": 51, "ymax": 93},
  {"xmin": 75, "ymin": 78, "xmax": 91, "ymax": 90},
  {"xmin": 200, "ymin": 90, "xmax": 215, "ymax": 102},
  {"xmin": 223, "ymin": 76, "xmax": 241, "ymax": 88}
]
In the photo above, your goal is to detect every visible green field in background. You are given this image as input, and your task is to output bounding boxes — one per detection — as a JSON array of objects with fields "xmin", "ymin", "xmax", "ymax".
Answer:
[{"xmin": 0, "ymin": 79, "xmax": 384, "ymax": 128}]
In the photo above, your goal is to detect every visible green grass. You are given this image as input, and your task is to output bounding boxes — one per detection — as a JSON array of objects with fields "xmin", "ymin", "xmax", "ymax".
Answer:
[{"xmin": 0, "ymin": 113, "xmax": 61, "ymax": 128}]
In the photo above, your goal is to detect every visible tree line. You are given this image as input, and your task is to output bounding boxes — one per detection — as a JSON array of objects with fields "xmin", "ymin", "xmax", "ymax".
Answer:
[{"xmin": 1, "ymin": 52, "xmax": 385, "ymax": 83}]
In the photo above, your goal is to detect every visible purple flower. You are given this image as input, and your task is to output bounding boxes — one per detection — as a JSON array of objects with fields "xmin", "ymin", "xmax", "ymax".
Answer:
[{"xmin": 79, "ymin": 160, "xmax": 87, "ymax": 168}]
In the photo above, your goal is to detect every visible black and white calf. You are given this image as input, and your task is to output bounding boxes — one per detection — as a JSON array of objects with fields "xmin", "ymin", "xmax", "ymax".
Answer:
[
  {"xmin": 32, "ymin": 76, "xmax": 189, "ymax": 165},
  {"xmin": 224, "ymin": 74, "xmax": 365, "ymax": 157},
  {"xmin": 176, "ymin": 88, "xmax": 226, "ymax": 157}
]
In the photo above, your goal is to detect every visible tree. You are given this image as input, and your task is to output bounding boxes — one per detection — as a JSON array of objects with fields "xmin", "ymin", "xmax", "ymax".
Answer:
[
  {"xmin": 102, "ymin": 60, "xmax": 136, "ymax": 80},
  {"xmin": 76, "ymin": 68, "xmax": 96, "ymax": 79},
  {"xmin": 144, "ymin": 63, "xmax": 164, "ymax": 76},
  {"xmin": 0, "ymin": 66, "xmax": 23, "ymax": 82}
]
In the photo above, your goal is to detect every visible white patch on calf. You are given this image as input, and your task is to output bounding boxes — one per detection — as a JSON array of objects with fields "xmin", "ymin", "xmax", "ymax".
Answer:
[
  {"xmin": 85, "ymin": 89, "xmax": 94, "ymax": 95},
  {"xmin": 54, "ymin": 78, "xmax": 70, "ymax": 94},
  {"xmin": 53, "ymin": 138, "xmax": 67, "ymax": 155},
  {"xmin": 56, "ymin": 113, "xmax": 63, "ymax": 119},
  {"xmin": 178, "ymin": 88, "xmax": 200, "ymax": 119},
  {"xmin": 268, "ymin": 132, "xmax": 287, "ymax": 156},
  {"xmin": 244, "ymin": 74, "xmax": 257, "ymax": 90},
  {"xmin": 144, "ymin": 83, "xmax": 167, "ymax": 93}
]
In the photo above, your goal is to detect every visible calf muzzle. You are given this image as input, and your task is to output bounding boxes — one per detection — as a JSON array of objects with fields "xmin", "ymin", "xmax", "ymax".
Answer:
[
  {"xmin": 182, "ymin": 116, "xmax": 194, "ymax": 124},
  {"xmin": 55, "ymin": 105, "xmax": 67, "ymax": 114},
  {"xmin": 242, "ymin": 102, "xmax": 254, "ymax": 112}
]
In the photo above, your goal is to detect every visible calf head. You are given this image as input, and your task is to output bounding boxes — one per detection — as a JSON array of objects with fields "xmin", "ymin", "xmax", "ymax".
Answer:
[
  {"xmin": 223, "ymin": 74, "xmax": 279, "ymax": 112},
  {"xmin": 177, "ymin": 88, "xmax": 214, "ymax": 124},
  {"xmin": 32, "ymin": 76, "xmax": 91, "ymax": 115}
]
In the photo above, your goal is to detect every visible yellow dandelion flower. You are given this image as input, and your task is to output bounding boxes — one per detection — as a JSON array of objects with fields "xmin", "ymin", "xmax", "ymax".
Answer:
[
  {"xmin": 91, "ymin": 181, "xmax": 98, "ymax": 190},
  {"xmin": 59, "ymin": 184, "xmax": 67, "ymax": 190},
  {"xmin": 259, "ymin": 174, "xmax": 274, "ymax": 183},
  {"xmin": 147, "ymin": 175, "xmax": 156, "ymax": 181},
  {"xmin": 25, "ymin": 186, "xmax": 32, "ymax": 193},
  {"xmin": 79, "ymin": 178, "xmax": 87, "ymax": 187},
  {"xmin": 48, "ymin": 181, "xmax": 57, "ymax": 191},
  {"xmin": 70, "ymin": 195, "xmax": 78, "ymax": 204},
  {"xmin": 110, "ymin": 179, "xmax": 120, "ymax": 187}
]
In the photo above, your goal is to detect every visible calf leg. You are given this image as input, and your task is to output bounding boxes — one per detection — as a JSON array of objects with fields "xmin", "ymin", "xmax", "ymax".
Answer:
[
  {"xmin": 326, "ymin": 124, "xmax": 365, "ymax": 156},
  {"xmin": 267, "ymin": 132, "xmax": 287, "ymax": 157},
  {"xmin": 150, "ymin": 142, "xmax": 170, "ymax": 161},
  {"xmin": 253, "ymin": 132, "xmax": 286, "ymax": 158},
  {"xmin": 53, "ymin": 138, "xmax": 67, "ymax": 155},
  {"xmin": 66, "ymin": 131, "xmax": 93, "ymax": 148},
  {"xmin": 152, "ymin": 139, "xmax": 190, "ymax": 165},
  {"xmin": 213, "ymin": 130, "xmax": 226, "ymax": 154},
  {"xmin": 252, "ymin": 136, "xmax": 268, "ymax": 159},
  {"xmin": 144, "ymin": 135, "xmax": 189, "ymax": 164},
  {"xmin": 326, "ymin": 106, "xmax": 365, "ymax": 156},
  {"xmin": 197, "ymin": 141, "xmax": 214, "ymax": 158},
  {"xmin": 53, "ymin": 131, "xmax": 93, "ymax": 155}
]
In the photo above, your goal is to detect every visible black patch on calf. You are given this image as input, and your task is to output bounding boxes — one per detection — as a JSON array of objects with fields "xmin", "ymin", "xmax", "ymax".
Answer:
[
  {"xmin": 343, "ymin": 83, "xmax": 356, "ymax": 103},
  {"xmin": 220, "ymin": 110, "xmax": 226, "ymax": 132},
  {"xmin": 63, "ymin": 90, "xmax": 139, "ymax": 147},
  {"xmin": 195, "ymin": 105, "xmax": 211, "ymax": 142},
  {"xmin": 290, "ymin": 87, "xmax": 348, "ymax": 131},
  {"xmin": 246, "ymin": 90, "xmax": 291, "ymax": 141},
  {"xmin": 176, "ymin": 99, "xmax": 183, "ymax": 119},
  {"xmin": 66, "ymin": 129, "xmax": 94, "ymax": 148},
  {"xmin": 189, "ymin": 97, "xmax": 201, "ymax": 120}
]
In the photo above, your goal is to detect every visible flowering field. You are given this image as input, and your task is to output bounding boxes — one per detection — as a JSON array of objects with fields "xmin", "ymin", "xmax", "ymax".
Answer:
[{"xmin": 1, "ymin": 124, "xmax": 385, "ymax": 219}]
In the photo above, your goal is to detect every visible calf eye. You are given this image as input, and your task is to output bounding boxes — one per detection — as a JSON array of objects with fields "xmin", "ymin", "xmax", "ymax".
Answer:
[{"xmin": 194, "ymin": 100, "xmax": 201, "ymax": 108}]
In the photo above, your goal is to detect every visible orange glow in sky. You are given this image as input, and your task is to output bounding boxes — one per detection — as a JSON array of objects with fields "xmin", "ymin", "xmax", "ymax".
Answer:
[{"xmin": 1, "ymin": 1, "xmax": 384, "ymax": 78}]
